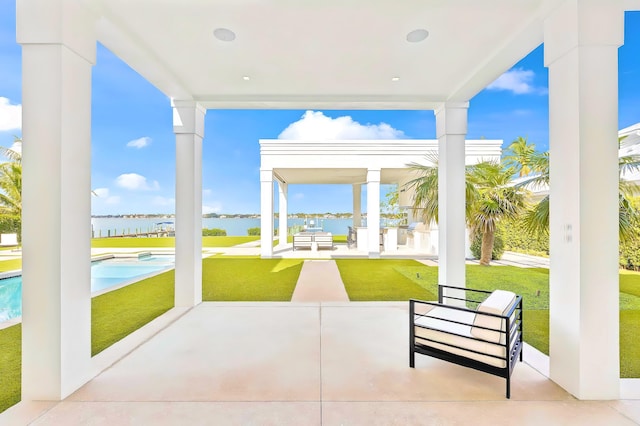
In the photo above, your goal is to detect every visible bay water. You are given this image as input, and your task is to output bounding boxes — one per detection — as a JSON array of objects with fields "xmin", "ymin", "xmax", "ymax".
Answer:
[{"xmin": 91, "ymin": 217, "xmax": 362, "ymax": 237}]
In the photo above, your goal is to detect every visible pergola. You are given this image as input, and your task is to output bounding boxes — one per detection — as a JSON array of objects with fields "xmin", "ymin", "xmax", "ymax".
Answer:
[
  {"xmin": 16, "ymin": 0, "xmax": 640, "ymax": 402},
  {"xmin": 258, "ymin": 139, "xmax": 502, "ymax": 257}
]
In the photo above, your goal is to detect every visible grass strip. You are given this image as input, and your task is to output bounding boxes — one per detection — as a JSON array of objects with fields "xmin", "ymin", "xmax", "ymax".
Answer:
[
  {"xmin": 91, "ymin": 270, "xmax": 175, "ymax": 355},
  {"xmin": 202, "ymin": 257, "xmax": 304, "ymax": 301},
  {"xmin": 335, "ymin": 259, "xmax": 437, "ymax": 301},
  {"xmin": 0, "ymin": 324, "xmax": 20, "ymax": 413},
  {"xmin": 0, "ymin": 259, "xmax": 21, "ymax": 272}
]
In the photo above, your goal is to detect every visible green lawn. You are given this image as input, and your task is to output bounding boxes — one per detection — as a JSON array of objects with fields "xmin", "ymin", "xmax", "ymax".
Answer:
[
  {"xmin": 202, "ymin": 257, "xmax": 303, "ymax": 301},
  {"xmin": 0, "ymin": 324, "xmax": 20, "ymax": 413},
  {"xmin": 0, "ymin": 258, "xmax": 21, "ymax": 272},
  {"xmin": 91, "ymin": 236, "xmax": 259, "ymax": 249},
  {"xmin": 335, "ymin": 259, "xmax": 437, "ymax": 301},
  {"xmin": 0, "ymin": 270, "xmax": 175, "ymax": 414},
  {"xmin": 91, "ymin": 270, "xmax": 175, "ymax": 355}
]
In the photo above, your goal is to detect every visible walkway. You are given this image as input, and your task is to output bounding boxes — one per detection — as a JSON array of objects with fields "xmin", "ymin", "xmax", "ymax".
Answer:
[
  {"xmin": 291, "ymin": 260, "xmax": 349, "ymax": 302},
  {"xmin": 4, "ymin": 303, "xmax": 639, "ymax": 425}
]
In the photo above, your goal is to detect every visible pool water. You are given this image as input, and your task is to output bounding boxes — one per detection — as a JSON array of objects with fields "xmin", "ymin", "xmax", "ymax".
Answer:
[{"xmin": 0, "ymin": 255, "xmax": 175, "ymax": 322}]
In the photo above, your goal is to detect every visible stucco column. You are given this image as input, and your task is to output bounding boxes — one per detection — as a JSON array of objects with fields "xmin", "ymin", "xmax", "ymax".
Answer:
[
  {"xmin": 367, "ymin": 169, "xmax": 381, "ymax": 257},
  {"xmin": 544, "ymin": 0, "xmax": 623, "ymax": 399},
  {"xmin": 173, "ymin": 101, "xmax": 205, "ymax": 307},
  {"xmin": 353, "ymin": 184, "xmax": 362, "ymax": 227},
  {"xmin": 278, "ymin": 181, "xmax": 288, "ymax": 245},
  {"xmin": 260, "ymin": 170, "xmax": 274, "ymax": 257},
  {"xmin": 435, "ymin": 103, "xmax": 468, "ymax": 297},
  {"xmin": 17, "ymin": 0, "xmax": 96, "ymax": 400}
]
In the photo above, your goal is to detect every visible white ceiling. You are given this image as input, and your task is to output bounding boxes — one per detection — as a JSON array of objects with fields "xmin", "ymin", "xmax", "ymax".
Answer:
[{"xmin": 89, "ymin": 0, "xmax": 564, "ymax": 110}]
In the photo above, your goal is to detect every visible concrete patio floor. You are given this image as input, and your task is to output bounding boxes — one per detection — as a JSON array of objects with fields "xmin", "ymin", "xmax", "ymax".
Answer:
[{"xmin": 4, "ymin": 302, "xmax": 640, "ymax": 425}]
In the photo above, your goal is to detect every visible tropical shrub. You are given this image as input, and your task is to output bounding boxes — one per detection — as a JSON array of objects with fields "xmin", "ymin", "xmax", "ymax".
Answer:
[
  {"xmin": 501, "ymin": 217, "xmax": 549, "ymax": 255},
  {"xmin": 247, "ymin": 227, "xmax": 260, "ymax": 236},
  {"xmin": 202, "ymin": 228, "xmax": 227, "ymax": 236}
]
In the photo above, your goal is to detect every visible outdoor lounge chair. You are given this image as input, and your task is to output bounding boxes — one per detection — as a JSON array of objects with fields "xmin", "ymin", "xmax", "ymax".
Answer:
[
  {"xmin": 314, "ymin": 232, "xmax": 333, "ymax": 250},
  {"xmin": 0, "ymin": 233, "xmax": 18, "ymax": 247},
  {"xmin": 292, "ymin": 232, "xmax": 314, "ymax": 250},
  {"xmin": 409, "ymin": 285, "xmax": 523, "ymax": 398}
]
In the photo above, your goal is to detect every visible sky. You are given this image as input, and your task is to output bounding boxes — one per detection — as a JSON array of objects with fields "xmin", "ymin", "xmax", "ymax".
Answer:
[{"xmin": 0, "ymin": 3, "xmax": 639, "ymax": 215}]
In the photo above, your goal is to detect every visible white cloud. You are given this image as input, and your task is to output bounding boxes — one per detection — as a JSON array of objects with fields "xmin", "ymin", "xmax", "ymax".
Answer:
[
  {"xmin": 203, "ymin": 203, "xmax": 222, "ymax": 214},
  {"xmin": 115, "ymin": 173, "xmax": 160, "ymax": 191},
  {"xmin": 487, "ymin": 69, "xmax": 545, "ymax": 95},
  {"xmin": 278, "ymin": 111, "xmax": 406, "ymax": 140},
  {"xmin": 153, "ymin": 196, "xmax": 175, "ymax": 207},
  {"xmin": 293, "ymin": 193, "xmax": 305, "ymax": 200},
  {"xmin": 0, "ymin": 97, "xmax": 22, "ymax": 131},
  {"xmin": 203, "ymin": 189, "xmax": 213, "ymax": 198},
  {"xmin": 126, "ymin": 136, "xmax": 152, "ymax": 149}
]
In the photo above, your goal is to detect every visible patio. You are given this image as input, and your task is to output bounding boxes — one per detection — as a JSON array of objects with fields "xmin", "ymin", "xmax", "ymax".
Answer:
[{"xmin": 4, "ymin": 302, "xmax": 640, "ymax": 425}]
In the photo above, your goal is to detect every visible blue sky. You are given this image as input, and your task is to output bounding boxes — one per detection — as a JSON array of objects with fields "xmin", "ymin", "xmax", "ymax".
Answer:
[{"xmin": 0, "ymin": 3, "xmax": 638, "ymax": 215}]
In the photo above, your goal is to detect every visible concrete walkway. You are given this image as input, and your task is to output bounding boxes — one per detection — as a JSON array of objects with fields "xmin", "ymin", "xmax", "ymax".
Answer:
[{"xmin": 291, "ymin": 260, "xmax": 349, "ymax": 302}]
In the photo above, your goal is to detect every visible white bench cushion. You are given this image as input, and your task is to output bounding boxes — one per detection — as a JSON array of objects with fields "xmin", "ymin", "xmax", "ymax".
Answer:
[
  {"xmin": 414, "ymin": 306, "xmax": 508, "ymax": 368},
  {"xmin": 470, "ymin": 290, "xmax": 517, "ymax": 344}
]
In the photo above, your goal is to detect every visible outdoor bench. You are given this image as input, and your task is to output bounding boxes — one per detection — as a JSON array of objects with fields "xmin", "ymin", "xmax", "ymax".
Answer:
[
  {"xmin": 410, "ymin": 285, "xmax": 523, "ymax": 398},
  {"xmin": 292, "ymin": 232, "xmax": 334, "ymax": 250},
  {"xmin": 314, "ymin": 232, "xmax": 334, "ymax": 249},
  {"xmin": 292, "ymin": 232, "xmax": 314, "ymax": 250}
]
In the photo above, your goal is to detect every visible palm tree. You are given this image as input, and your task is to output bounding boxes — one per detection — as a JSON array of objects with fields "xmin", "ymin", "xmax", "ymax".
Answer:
[
  {"xmin": 406, "ymin": 154, "xmax": 528, "ymax": 265},
  {"xmin": 0, "ymin": 137, "xmax": 22, "ymax": 237},
  {"xmin": 467, "ymin": 162, "xmax": 528, "ymax": 265},
  {"xmin": 517, "ymin": 137, "xmax": 640, "ymax": 242},
  {"xmin": 503, "ymin": 136, "xmax": 536, "ymax": 177}
]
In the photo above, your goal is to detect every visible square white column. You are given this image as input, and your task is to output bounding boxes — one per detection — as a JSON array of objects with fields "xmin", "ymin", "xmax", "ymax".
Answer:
[
  {"xmin": 544, "ymin": 0, "xmax": 623, "ymax": 399},
  {"xmin": 173, "ymin": 101, "xmax": 205, "ymax": 307},
  {"xmin": 278, "ymin": 181, "xmax": 288, "ymax": 246},
  {"xmin": 435, "ymin": 103, "xmax": 468, "ymax": 296},
  {"xmin": 353, "ymin": 184, "xmax": 362, "ymax": 227},
  {"xmin": 367, "ymin": 169, "xmax": 381, "ymax": 258},
  {"xmin": 260, "ymin": 170, "xmax": 274, "ymax": 258},
  {"xmin": 17, "ymin": 0, "xmax": 96, "ymax": 400}
]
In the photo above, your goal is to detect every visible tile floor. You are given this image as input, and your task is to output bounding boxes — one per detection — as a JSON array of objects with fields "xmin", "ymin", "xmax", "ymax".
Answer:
[{"xmin": 4, "ymin": 302, "xmax": 639, "ymax": 425}]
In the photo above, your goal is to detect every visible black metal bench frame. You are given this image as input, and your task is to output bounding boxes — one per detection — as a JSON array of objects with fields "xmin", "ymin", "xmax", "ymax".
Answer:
[{"xmin": 410, "ymin": 285, "xmax": 523, "ymax": 398}]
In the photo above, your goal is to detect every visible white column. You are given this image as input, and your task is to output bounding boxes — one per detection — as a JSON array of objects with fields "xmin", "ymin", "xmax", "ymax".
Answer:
[
  {"xmin": 435, "ymin": 103, "xmax": 468, "ymax": 295},
  {"xmin": 260, "ymin": 170, "xmax": 274, "ymax": 257},
  {"xmin": 17, "ymin": 0, "xmax": 96, "ymax": 400},
  {"xmin": 544, "ymin": 0, "xmax": 623, "ymax": 400},
  {"xmin": 278, "ymin": 181, "xmax": 288, "ymax": 246},
  {"xmin": 173, "ymin": 101, "xmax": 205, "ymax": 307},
  {"xmin": 353, "ymin": 184, "xmax": 362, "ymax": 227},
  {"xmin": 366, "ymin": 169, "xmax": 381, "ymax": 258}
]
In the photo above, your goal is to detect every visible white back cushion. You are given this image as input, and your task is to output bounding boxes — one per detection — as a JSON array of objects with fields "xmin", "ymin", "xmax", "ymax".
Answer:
[{"xmin": 470, "ymin": 290, "xmax": 517, "ymax": 343}]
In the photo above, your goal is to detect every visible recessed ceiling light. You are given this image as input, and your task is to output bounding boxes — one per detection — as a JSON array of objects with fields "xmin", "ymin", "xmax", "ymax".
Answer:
[
  {"xmin": 243, "ymin": 76, "xmax": 250, "ymax": 81},
  {"xmin": 406, "ymin": 29, "xmax": 429, "ymax": 43},
  {"xmin": 391, "ymin": 77, "xmax": 400, "ymax": 82},
  {"xmin": 213, "ymin": 28, "xmax": 236, "ymax": 42}
]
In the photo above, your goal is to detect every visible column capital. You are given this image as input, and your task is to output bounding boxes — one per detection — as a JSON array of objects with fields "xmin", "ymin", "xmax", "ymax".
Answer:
[
  {"xmin": 435, "ymin": 103, "xmax": 469, "ymax": 138},
  {"xmin": 172, "ymin": 100, "xmax": 206, "ymax": 137},
  {"xmin": 17, "ymin": 0, "xmax": 97, "ymax": 64},
  {"xmin": 260, "ymin": 169, "xmax": 273, "ymax": 182},
  {"xmin": 367, "ymin": 169, "xmax": 381, "ymax": 182},
  {"xmin": 544, "ymin": 0, "xmax": 624, "ymax": 67}
]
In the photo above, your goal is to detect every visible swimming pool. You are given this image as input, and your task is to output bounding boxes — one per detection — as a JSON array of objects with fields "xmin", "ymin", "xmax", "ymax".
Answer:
[{"xmin": 0, "ymin": 255, "xmax": 175, "ymax": 323}]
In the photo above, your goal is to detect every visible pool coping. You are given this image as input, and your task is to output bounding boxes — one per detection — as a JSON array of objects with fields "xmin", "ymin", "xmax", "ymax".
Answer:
[{"xmin": 0, "ymin": 251, "xmax": 177, "ymax": 329}]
